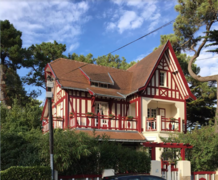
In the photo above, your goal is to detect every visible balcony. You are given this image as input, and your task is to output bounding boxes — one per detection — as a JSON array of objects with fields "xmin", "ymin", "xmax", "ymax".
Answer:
[
  {"xmin": 145, "ymin": 115, "xmax": 185, "ymax": 132},
  {"xmin": 69, "ymin": 113, "xmax": 138, "ymax": 131},
  {"xmin": 42, "ymin": 113, "xmax": 139, "ymax": 133}
]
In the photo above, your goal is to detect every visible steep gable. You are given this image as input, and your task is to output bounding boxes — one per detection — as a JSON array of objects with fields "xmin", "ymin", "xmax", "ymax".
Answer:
[{"xmin": 138, "ymin": 41, "xmax": 196, "ymax": 100}]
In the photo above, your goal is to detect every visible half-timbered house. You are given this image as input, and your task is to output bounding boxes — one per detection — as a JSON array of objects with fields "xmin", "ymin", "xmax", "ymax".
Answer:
[{"xmin": 41, "ymin": 41, "xmax": 195, "ymax": 159}]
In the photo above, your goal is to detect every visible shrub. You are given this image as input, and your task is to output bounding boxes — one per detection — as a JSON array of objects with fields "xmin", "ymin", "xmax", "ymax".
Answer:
[{"xmin": 0, "ymin": 166, "xmax": 51, "ymax": 180}]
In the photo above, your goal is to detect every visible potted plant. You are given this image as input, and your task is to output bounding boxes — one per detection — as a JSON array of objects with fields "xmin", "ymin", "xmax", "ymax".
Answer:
[
  {"xmin": 170, "ymin": 117, "xmax": 176, "ymax": 121},
  {"xmin": 109, "ymin": 114, "xmax": 115, "ymax": 119},
  {"xmin": 85, "ymin": 112, "xmax": 95, "ymax": 118},
  {"xmin": 56, "ymin": 116, "xmax": 62, "ymax": 120},
  {"xmin": 69, "ymin": 112, "xmax": 74, "ymax": 118},
  {"xmin": 147, "ymin": 117, "xmax": 155, "ymax": 121},
  {"xmin": 126, "ymin": 116, "xmax": 133, "ymax": 121}
]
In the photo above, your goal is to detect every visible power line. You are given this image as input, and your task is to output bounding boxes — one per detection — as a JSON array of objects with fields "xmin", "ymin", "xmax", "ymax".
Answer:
[{"xmin": 104, "ymin": 19, "xmax": 175, "ymax": 56}]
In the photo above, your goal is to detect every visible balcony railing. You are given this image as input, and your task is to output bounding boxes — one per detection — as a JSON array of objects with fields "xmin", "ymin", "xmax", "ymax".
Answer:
[
  {"xmin": 69, "ymin": 113, "xmax": 138, "ymax": 131},
  {"xmin": 42, "ymin": 117, "xmax": 64, "ymax": 133},
  {"xmin": 145, "ymin": 116, "xmax": 182, "ymax": 132}
]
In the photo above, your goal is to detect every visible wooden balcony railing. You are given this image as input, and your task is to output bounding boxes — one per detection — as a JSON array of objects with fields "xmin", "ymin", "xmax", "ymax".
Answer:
[
  {"xmin": 146, "ymin": 116, "xmax": 181, "ymax": 132},
  {"xmin": 69, "ymin": 112, "xmax": 138, "ymax": 131},
  {"xmin": 161, "ymin": 117, "xmax": 180, "ymax": 132},
  {"xmin": 146, "ymin": 118, "xmax": 157, "ymax": 131}
]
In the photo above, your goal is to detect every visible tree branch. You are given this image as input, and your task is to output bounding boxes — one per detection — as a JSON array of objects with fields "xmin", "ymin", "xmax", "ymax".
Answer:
[{"xmin": 188, "ymin": 21, "xmax": 218, "ymax": 82}]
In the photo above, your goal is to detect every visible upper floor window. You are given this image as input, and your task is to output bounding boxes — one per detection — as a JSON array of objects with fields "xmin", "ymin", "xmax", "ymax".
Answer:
[
  {"xmin": 160, "ymin": 71, "xmax": 166, "ymax": 87},
  {"xmin": 91, "ymin": 82, "xmax": 108, "ymax": 88}
]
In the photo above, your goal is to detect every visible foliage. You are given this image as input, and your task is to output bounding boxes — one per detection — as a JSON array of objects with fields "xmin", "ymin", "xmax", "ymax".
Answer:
[
  {"xmin": 22, "ymin": 40, "xmax": 66, "ymax": 89},
  {"xmin": 173, "ymin": 0, "xmax": 218, "ymax": 51},
  {"xmin": 0, "ymin": 20, "xmax": 23, "ymax": 69},
  {"xmin": 1, "ymin": 98, "xmax": 43, "ymax": 170},
  {"xmin": 205, "ymin": 30, "xmax": 218, "ymax": 53},
  {"xmin": 1, "ymin": 98, "xmax": 42, "ymax": 132},
  {"xmin": 160, "ymin": 124, "xmax": 218, "ymax": 171},
  {"xmin": 0, "ymin": 166, "xmax": 51, "ymax": 180},
  {"xmin": 95, "ymin": 53, "xmax": 136, "ymax": 70}
]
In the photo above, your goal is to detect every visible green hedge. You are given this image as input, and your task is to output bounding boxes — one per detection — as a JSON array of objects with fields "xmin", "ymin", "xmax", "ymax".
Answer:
[{"xmin": 1, "ymin": 166, "xmax": 51, "ymax": 180}]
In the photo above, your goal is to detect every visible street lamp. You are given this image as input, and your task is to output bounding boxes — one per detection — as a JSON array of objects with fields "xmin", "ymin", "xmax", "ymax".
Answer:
[{"xmin": 46, "ymin": 75, "xmax": 54, "ymax": 180}]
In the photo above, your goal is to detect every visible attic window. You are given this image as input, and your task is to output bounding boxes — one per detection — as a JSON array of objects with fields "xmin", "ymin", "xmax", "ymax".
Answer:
[
  {"xmin": 91, "ymin": 82, "xmax": 108, "ymax": 88},
  {"xmin": 160, "ymin": 71, "xmax": 167, "ymax": 87}
]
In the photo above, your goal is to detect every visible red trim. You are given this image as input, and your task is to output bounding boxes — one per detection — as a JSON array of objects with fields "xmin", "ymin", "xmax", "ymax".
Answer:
[
  {"xmin": 192, "ymin": 172, "xmax": 216, "ymax": 175},
  {"xmin": 143, "ymin": 142, "xmax": 193, "ymax": 148},
  {"xmin": 65, "ymin": 90, "xmax": 69, "ymax": 128},
  {"xmin": 79, "ymin": 68, "xmax": 90, "ymax": 84},
  {"xmin": 88, "ymin": 89, "xmax": 94, "ymax": 95},
  {"xmin": 167, "ymin": 41, "xmax": 196, "ymax": 100},
  {"xmin": 41, "ymin": 98, "xmax": 48, "ymax": 121}
]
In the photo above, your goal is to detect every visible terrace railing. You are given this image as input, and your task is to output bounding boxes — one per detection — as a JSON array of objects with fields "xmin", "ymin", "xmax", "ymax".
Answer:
[{"xmin": 69, "ymin": 112, "xmax": 138, "ymax": 131}]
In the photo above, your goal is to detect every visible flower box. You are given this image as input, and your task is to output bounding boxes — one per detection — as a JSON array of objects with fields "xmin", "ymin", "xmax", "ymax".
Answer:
[
  {"xmin": 126, "ymin": 116, "xmax": 133, "ymax": 121},
  {"xmin": 147, "ymin": 117, "xmax": 155, "ymax": 121},
  {"xmin": 86, "ymin": 112, "xmax": 95, "ymax": 118},
  {"xmin": 69, "ymin": 112, "xmax": 74, "ymax": 118},
  {"xmin": 108, "ymin": 114, "xmax": 115, "ymax": 119}
]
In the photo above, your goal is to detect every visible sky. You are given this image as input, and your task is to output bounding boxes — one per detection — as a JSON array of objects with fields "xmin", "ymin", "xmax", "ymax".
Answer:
[{"xmin": 1, "ymin": 0, "xmax": 218, "ymax": 102}]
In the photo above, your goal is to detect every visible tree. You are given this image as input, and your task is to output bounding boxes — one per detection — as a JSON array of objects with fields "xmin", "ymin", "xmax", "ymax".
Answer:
[
  {"xmin": 205, "ymin": 30, "xmax": 218, "ymax": 53},
  {"xmin": 22, "ymin": 41, "xmax": 66, "ymax": 89},
  {"xmin": 173, "ymin": 0, "xmax": 218, "ymax": 131},
  {"xmin": 160, "ymin": 124, "xmax": 218, "ymax": 171},
  {"xmin": 159, "ymin": 34, "xmax": 216, "ymax": 128},
  {"xmin": 0, "ymin": 20, "xmax": 33, "ymax": 106},
  {"xmin": 95, "ymin": 53, "xmax": 136, "ymax": 70},
  {"xmin": 0, "ymin": 20, "xmax": 23, "ymax": 69}
]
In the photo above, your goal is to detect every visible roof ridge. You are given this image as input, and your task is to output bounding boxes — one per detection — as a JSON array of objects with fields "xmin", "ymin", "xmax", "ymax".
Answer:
[{"xmin": 51, "ymin": 58, "xmax": 131, "ymax": 72}]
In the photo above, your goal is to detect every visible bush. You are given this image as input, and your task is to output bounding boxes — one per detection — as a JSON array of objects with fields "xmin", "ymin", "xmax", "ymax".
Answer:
[{"xmin": 0, "ymin": 166, "xmax": 51, "ymax": 180}]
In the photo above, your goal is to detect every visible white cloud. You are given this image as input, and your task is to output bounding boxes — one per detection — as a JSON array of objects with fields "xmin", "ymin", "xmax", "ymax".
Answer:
[
  {"xmin": 133, "ymin": 53, "xmax": 147, "ymax": 62},
  {"xmin": 69, "ymin": 42, "xmax": 80, "ymax": 52},
  {"xmin": 106, "ymin": 0, "xmax": 161, "ymax": 34},
  {"xmin": 0, "ymin": 1, "xmax": 90, "ymax": 50}
]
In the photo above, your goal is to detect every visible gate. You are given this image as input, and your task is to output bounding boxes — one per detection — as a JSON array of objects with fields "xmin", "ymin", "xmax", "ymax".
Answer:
[
  {"xmin": 161, "ymin": 160, "xmax": 178, "ymax": 180},
  {"xmin": 192, "ymin": 171, "xmax": 216, "ymax": 180}
]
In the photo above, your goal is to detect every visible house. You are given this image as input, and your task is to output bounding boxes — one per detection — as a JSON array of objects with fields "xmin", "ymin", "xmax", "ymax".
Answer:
[{"xmin": 41, "ymin": 41, "xmax": 196, "ymax": 160}]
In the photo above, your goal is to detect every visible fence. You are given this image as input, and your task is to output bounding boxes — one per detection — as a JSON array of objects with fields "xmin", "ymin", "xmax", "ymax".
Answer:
[
  {"xmin": 161, "ymin": 160, "xmax": 178, "ymax": 180},
  {"xmin": 192, "ymin": 171, "xmax": 216, "ymax": 180}
]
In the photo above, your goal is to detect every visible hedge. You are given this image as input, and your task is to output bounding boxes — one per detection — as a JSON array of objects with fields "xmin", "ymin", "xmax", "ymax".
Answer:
[{"xmin": 0, "ymin": 166, "xmax": 51, "ymax": 180}]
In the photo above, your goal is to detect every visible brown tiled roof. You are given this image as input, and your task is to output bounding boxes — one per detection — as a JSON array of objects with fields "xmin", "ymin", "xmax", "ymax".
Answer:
[
  {"xmin": 49, "ymin": 44, "xmax": 166, "ymax": 97},
  {"xmin": 127, "ymin": 44, "xmax": 166, "ymax": 91},
  {"xmin": 75, "ymin": 129, "xmax": 146, "ymax": 142}
]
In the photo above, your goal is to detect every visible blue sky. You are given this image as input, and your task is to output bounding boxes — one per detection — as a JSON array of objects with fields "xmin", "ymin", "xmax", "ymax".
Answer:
[{"xmin": 1, "ymin": 0, "xmax": 218, "ymax": 102}]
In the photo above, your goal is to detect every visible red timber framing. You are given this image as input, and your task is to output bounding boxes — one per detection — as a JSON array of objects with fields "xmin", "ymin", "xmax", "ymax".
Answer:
[
  {"xmin": 143, "ymin": 142, "xmax": 193, "ymax": 161},
  {"xmin": 66, "ymin": 90, "xmax": 142, "ymax": 131}
]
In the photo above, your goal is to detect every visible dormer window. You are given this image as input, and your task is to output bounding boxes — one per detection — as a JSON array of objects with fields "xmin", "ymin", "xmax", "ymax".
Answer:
[
  {"xmin": 160, "ymin": 71, "xmax": 167, "ymax": 87},
  {"xmin": 91, "ymin": 82, "xmax": 108, "ymax": 88}
]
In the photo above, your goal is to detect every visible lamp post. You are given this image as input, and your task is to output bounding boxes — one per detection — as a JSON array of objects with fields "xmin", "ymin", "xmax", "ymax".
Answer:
[{"xmin": 46, "ymin": 75, "xmax": 54, "ymax": 180}]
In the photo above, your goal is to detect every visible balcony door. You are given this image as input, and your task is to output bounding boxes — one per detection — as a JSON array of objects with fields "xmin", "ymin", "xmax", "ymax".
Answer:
[
  {"xmin": 95, "ymin": 102, "xmax": 108, "ymax": 127},
  {"xmin": 159, "ymin": 108, "xmax": 165, "ymax": 117}
]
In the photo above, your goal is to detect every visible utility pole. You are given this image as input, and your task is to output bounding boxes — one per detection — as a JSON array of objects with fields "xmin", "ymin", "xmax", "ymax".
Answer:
[{"xmin": 46, "ymin": 76, "xmax": 54, "ymax": 180}]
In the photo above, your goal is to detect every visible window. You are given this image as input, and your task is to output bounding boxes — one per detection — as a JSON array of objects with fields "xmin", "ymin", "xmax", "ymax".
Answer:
[
  {"xmin": 160, "ymin": 71, "xmax": 166, "ymax": 86},
  {"xmin": 147, "ymin": 109, "xmax": 157, "ymax": 118},
  {"xmin": 91, "ymin": 82, "xmax": 108, "ymax": 88}
]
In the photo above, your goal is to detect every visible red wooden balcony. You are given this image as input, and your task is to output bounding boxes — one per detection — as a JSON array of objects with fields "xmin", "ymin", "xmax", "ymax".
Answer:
[
  {"xmin": 69, "ymin": 112, "xmax": 138, "ymax": 131},
  {"xmin": 146, "ymin": 116, "xmax": 183, "ymax": 132}
]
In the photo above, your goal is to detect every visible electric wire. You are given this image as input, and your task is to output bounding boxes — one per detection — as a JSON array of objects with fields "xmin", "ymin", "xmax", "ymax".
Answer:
[{"xmin": 104, "ymin": 19, "xmax": 176, "ymax": 56}]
